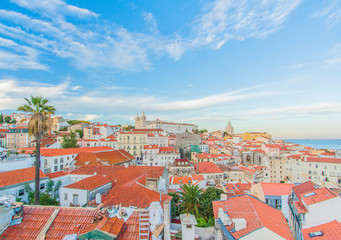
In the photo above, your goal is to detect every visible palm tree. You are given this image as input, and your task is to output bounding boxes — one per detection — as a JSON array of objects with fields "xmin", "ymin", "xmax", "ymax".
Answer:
[
  {"xmin": 179, "ymin": 184, "xmax": 203, "ymax": 217},
  {"xmin": 17, "ymin": 97, "xmax": 56, "ymax": 204}
]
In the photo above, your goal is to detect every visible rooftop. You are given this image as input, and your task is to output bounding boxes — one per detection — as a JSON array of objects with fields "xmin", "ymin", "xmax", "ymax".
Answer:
[
  {"xmin": 196, "ymin": 162, "xmax": 223, "ymax": 174},
  {"xmin": 260, "ymin": 182, "xmax": 295, "ymax": 196},
  {"xmin": 301, "ymin": 187, "xmax": 338, "ymax": 205},
  {"xmin": 63, "ymin": 175, "xmax": 112, "ymax": 191},
  {"xmin": 0, "ymin": 167, "xmax": 47, "ymax": 188},
  {"xmin": 301, "ymin": 220, "xmax": 341, "ymax": 240}
]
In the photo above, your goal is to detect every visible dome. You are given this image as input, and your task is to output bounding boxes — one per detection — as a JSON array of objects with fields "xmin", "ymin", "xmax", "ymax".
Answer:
[{"xmin": 225, "ymin": 121, "xmax": 234, "ymax": 134}]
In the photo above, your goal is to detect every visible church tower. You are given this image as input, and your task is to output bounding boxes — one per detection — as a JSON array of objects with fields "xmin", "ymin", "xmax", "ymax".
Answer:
[
  {"xmin": 225, "ymin": 121, "xmax": 234, "ymax": 135},
  {"xmin": 135, "ymin": 112, "xmax": 147, "ymax": 129}
]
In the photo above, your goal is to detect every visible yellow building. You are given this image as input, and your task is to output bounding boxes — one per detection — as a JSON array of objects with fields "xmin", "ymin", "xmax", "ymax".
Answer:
[
  {"xmin": 242, "ymin": 132, "xmax": 271, "ymax": 141},
  {"xmin": 6, "ymin": 127, "xmax": 34, "ymax": 150},
  {"xmin": 118, "ymin": 131, "xmax": 147, "ymax": 157}
]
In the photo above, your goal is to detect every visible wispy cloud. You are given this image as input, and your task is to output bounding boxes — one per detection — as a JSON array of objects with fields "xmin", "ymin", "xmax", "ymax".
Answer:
[
  {"xmin": 311, "ymin": 0, "xmax": 341, "ymax": 28},
  {"xmin": 0, "ymin": 0, "xmax": 302, "ymax": 71}
]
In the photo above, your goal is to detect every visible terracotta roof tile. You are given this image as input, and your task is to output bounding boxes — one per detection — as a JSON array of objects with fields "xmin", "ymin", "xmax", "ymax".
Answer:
[
  {"xmin": 101, "ymin": 183, "xmax": 172, "ymax": 208},
  {"xmin": 292, "ymin": 181, "xmax": 317, "ymax": 200},
  {"xmin": 213, "ymin": 195, "xmax": 294, "ymax": 240},
  {"xmin": 260, "ymin": 182, "xmax": 295, "ymax": 196},
  {"xmin": 40, "ymin": 146, "xmax": 113, "ymax": 157},
  {"xmin": 196, "ymin": 162, "xmax": 223, "ymax": 174},
  {"xmin": 1, "ymin": 205, "xmax": 98, "ymax": 240},
  {"xmin": 0, "ymin": 167, "xmax": 47, "ymax": 188},
  {"xmin": 305, "ymin": 157, "xmax": 341, "ymax": 164},
  {"xmin": 301, "ymin": 187, "xmax": 338, "ymax": 205},
  {"xmin": 302, "ymin": 220, "xmax": 341, "ymax": 240},
  {"xmin": 64, "ymin": 175, "xmax": 112, "ymax": 190},
  {"xmin": 46, "ymin": 171, "xmax": 69, "ymax": 179},
  {"xmin": 294, "ymin": 201, "xmax": 308, "ymax": 214}
]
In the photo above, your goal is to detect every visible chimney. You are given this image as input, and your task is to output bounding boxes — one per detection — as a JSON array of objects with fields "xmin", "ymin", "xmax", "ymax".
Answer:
[
  {"xmin": 218, "ymin": 208, "xmax": 232, "ymax": 226},
  {"xmin": 163, "ymin": 201, "xmax": 171, "ymax": 240},
  {"xmin": 232, "ymin": 218, "xmax": 247, "ymax": 231},
  {"xmin": 220, "ymin": 193, "xmax": 227, "ymax": 201}
]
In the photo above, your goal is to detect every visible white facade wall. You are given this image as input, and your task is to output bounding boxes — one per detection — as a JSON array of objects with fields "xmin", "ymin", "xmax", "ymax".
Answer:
[
  {"xmin": 281, "ymin": 195, "xmax": 290, "ymax": 220},
  {"xmin": 0, "ymin": 178, "xmax": 49, "ymax": 202},
  {"xmin": 147, "ymin": 123, "xmax": 197, "ymax": 134},
  {"xmin": 199, "ymin": 144, "xmax": 209, "ymax": 153},
  {"xmin": 303, "ymin": 197, "xmax": 341, "ymax": 229},
  {"xmin": 144, "ymin": 153, "xmax": 180, "ymax": 167},
  {"xmin": 147, "ymin": 136, "xmax": 168, "ymax": 147},
  {"xmin": 241, "ymin": 227, "xmax": 286, "ymax": 240},
  {"xmin": 60, "ymin": 188, "xmax": 87, "ymax": 206},
  {"xmin": 41, "ymin": 153, "xmax": 78, "ymax": 173}
]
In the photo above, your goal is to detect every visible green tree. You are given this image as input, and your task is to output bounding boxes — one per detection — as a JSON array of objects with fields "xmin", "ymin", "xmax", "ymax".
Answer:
[
  {"xmin": 10, "ymin": 119, "xmax": 17, "ymax": 124},
  {"xmin": 4, "ymin": 116, "xmax": 11, "ymax": 123},
  {"xmin": 168, "ymin": 192, "xmax": 181, "ymax": 218},
  {"xmin": 0, "ymin": 114, "xmax": 3, "ymax": 123},
  {"xmin": 61, "ymin": 131, "xmax": 80, "ymax": 148},
  {"xmin": 198, "ymin": 187, "xmax": 224, "ymax": 222},
  {"xmin": 24, "ymin": 180, "xmax": 61, "ymax": 205},
  {"xmin": 17, "ymin": 96, "xmax": 56, "ymax": 205},
  {"xmin": 123, "ymin": 125, "xmax": 134, "ymax": 131},
  {"xmin": 179, "ymin": 184, "xmax": 203, "ymax": 217},
  {"xmin": 75, "ymin": 129, "xmax": 84, "ymax": 139}
]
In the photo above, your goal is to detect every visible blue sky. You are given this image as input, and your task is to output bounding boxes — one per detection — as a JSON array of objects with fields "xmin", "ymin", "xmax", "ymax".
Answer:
[{"xmin": 0, "ymin": 0, "xmax": 341, "ymax": 139}]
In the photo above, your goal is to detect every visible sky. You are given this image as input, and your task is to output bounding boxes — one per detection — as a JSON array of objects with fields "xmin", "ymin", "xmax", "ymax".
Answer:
[{"xmin": 0, "ymin": 0, "xmax": 341, "ymax": 139}]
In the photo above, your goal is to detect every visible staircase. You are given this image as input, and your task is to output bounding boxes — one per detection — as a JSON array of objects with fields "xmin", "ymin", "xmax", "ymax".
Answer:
[{"xmin": 139, "ymin": 209, "xmax": 150, "ymax": 240}]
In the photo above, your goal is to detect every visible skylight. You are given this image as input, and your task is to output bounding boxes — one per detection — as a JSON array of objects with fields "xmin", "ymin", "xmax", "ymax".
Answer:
[
  {"xmin": 308, "ymin": 231, "xmax": 324, "ymax": 238},
  {"xmin": 303, "ymin": 192, "xmax": 316, "ymax": 198}
]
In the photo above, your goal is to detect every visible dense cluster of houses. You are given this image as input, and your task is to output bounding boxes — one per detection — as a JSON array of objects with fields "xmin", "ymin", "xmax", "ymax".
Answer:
[{"xmin": 0, "ymin": 116, "xmax": 340, "ymax": 239}]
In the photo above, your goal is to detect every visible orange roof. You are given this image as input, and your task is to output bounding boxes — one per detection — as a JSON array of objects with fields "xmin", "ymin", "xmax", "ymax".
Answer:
[
  {"xmin": 260, "ymin": 182, "xmax": 295, "ymax": 196},
  {"xmin": 171, "ymin": 176, "xmax": 192, "ymax": 184},
  {"xmin": 305, "ymin": 157, "xmax": 341, "ymax": 164},
  {"xmin": 192, "ymin": 174, "xmax": 205, "ymax": 181},
  {"xmin": 80, "ymin": 216, "xmax": 124, "ymax": 238},
  {"xmin": 71, "ymin": 165, "xmax": 125, "ymax": 175},
  {"xmin": 0, "ymin": 167, "xmax": 47, "ymax": 188},
  {"xmin": 101, "ymin": 183, "xmax": 172, "ymax": 208},
  {"xmin": 301, "ymin": 187, "xmax": 338, "ymax": 205},
  {"xmin": 213, "ymin": 195, "xmax": 294, "ymax": 240},
  {"xmin": 196, "ymin": 162, "xmax": 223, "ymax": 174},
  {"xmin": 40, "ymin": 146, "xmax": 113, "ymax": 157},
  {"xmin": 287, "ymin": 154, "xmax": 302, "ymax": 159},
  {"xmin": 1, "ymin": 205, "xmax": 99, "ymax": 239},
  {"xmin": 292, "ymin": 181, "xmax": 317, "ymax": 200},
  {"xmin": 46, "ymin": 171, "xmax": 69, "ymax": 179},
  {"xmin": 143, "ymin": 144, "xmax": 158, "ymax": 150},
  {"xmin": 294, "ymin": 201, "xmax": 308, "ymax": 214},
  {"xmin": 73, "ymin": 149, "xmax": 134, "ymax": 167},
  {"xmin": 159, "ymin": 146, "xmax": 178, "ymax": 153},
  {"xmin": 117, "ymin": 210, "xmax": 139, "ymax": 240},
  {"xmin": 64, "ymin": 175, "xmax": 112, "ymax": 190},
  {"xmin": 301, "ymin": 220, "xmax": 341, "ymax": 240}
]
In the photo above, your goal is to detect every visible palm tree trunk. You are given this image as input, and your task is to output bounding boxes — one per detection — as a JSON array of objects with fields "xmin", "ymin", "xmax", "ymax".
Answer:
[{"xmin": 35, "ymin": 135, "xmax": 41, "ymax": 205}]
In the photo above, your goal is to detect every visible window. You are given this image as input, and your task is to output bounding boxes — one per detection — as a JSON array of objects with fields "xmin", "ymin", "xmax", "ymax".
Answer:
[
  {"xmin": 18, "ymin": 189, "xmax": 24, "ymax": 196},
  {"xmin": 64, "ymin": 193, "xmax": 68, "ymax": 200},
  {"xmin": 40, "ymin": 183, "xmax": 45, "ymax": 190},
  {"xmin": 54, "ymin": 166, "xmax": 58, "ymax": 172},
  {"xmin": 315, "ymin": 164, "xmax": 318, "ymax": 168},
  {"xmin": 60, "ymin": 165, "xmax": 64, "ymax": 171},
  {"xmin": 73, "ymin": 194, "xmax": 79, "ymax": 205},
  {"xmin": 60, "ymin": 158, "xmax": 64, "ymax": 164},
  {"xmin": 54, "ymin": 158, "xmax": 58, "ymax": 164}
]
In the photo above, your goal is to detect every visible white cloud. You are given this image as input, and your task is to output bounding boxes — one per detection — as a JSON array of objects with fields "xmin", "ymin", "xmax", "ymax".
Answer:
[
  {"xmin": 311, "ymin": 0, "xmax": 341, "ymax": 27},
  {"xmin": 10, "ymin": 0, "xmax": 98, "ymax": 18},
  {"xmin": 0, "ymin": 0, "xmax": 302, "ymax": 71},
  {"xmin": 142, "ymin": 12, "xmax": 159, "ymax": 34},
  {"xmin": 325, "ymin": 57, "xmax": 341, "ymax": 65}
]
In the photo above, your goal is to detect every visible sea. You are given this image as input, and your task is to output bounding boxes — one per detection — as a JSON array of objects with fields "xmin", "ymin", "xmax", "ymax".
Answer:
[{"xmin": 284, "ymin": 139, "xmax": 341, "ymax": 150}]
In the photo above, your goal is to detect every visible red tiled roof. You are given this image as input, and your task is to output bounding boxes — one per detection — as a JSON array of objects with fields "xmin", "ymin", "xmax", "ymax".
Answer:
[
  {"xmin": 1, "ymin": 205, "xmax": 99, "ymax": 240},
  {"xmin": 301, "ymin": 220, "xmax": 341, "ymax": 240},
  {"xmin": 292, "ymin": 181, "xmax": 317, "ymax": 200},
  {"xmin": 287, "ymin": 154, "xmax": 302, "ymax": 159},
  {"xmin": 73, "ymin": 149, "xmax": 134, "ymax": 167},
  {"xmin": 159, "ymin": 147, "xmax": 178, "ymax": 153},
  {"xmin": 301, "ymin": 187, "xmax": 338, "ymax": 205},
  {"xmin": 143, "ymin": 144, "xmax": 158, "ymax": 150},
  {"xmin": 170, "ymin": 176, "xmax": 192, "ymax": 184},
  {"xmin": 260, "ymin": 182, "xmax": 295, "ymax": 196},
  {"xmin": 46, "ymin": 171, "xmax": 69, "ymax": 179},
  {"xmin": 40, "ymin": 146, "xmax": 113, "ymax": 157},
  {"xmin": 294, "ymin": 201, "xmax": 308, "ymax": 214},
  {"xmin": 64, "ymin": 175, "xmax": 112, "ymax": 190},
  {"xmin": 117, "ymin": 210, "xmax": 139, "ymax": 240},
  {"xmin": 79, "ymin": 216, "xmax": 125, "ymax": 238},
  {"xmin": 71, "ymin": 165, "xmax": 125, "ymax": 176},
  {"xmin": 305, "ymin": 157, "xmax": 341, "ymax": 164},
  {"xmin": 213, "ymin": 195, "xmax": 294, "ymax": 240},
  {"xmin": 101, "ymin": 183, "xmax": 172, "ymax": 208},
  {"xmin": 0, "ymin": 167, "xmax": 47, "ymax": 188},
  {"xmin": 196, "ymin": 162, "xmax": 223, "ymax": 174}
]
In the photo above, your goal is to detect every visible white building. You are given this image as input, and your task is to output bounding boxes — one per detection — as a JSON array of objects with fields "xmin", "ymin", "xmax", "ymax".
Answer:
[
  {"xmin": 0, "ymin": 167, "xmax": 49, "ymax": 202},
  {"xmin": 143, "ymin": 145, "xmax": 180, "ymax": 167},
  {"xmin": 60, "ymin": 175, "xmax": 112, "ymax": 206}
]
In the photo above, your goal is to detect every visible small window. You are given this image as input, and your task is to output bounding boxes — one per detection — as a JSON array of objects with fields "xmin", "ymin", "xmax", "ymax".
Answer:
[
  {"xmin": 54, "ymin": 166, "xmax": 58, "ymax": 172},
  {"xmin": 40, "ymin": 183, "xmax": 45, "ymax": 190},
  {"xmin": 64, "ymin": 193, "xmax": 68, "ymax": 200},
  {"xmin": 18, "ymin": 189, "xmax": 24, "ymax": 196},
  {"xmin": 186, "ymin": 225, "xmax": 192, "ymax": 229}
]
